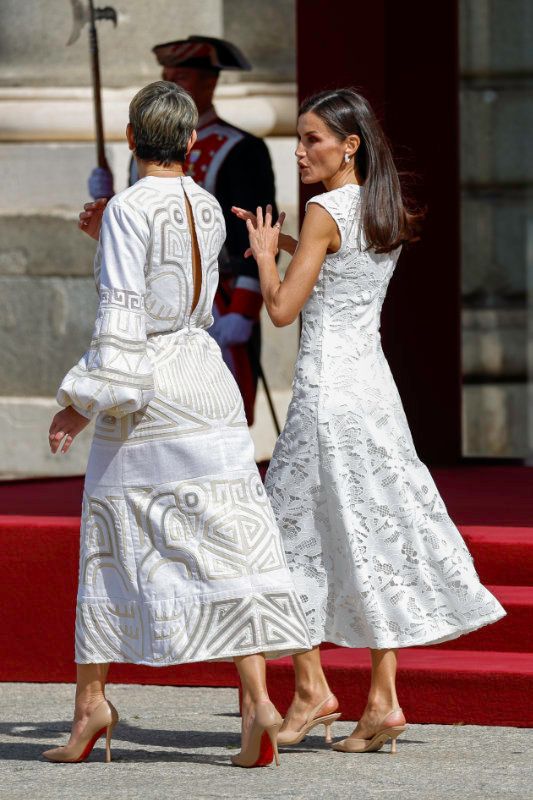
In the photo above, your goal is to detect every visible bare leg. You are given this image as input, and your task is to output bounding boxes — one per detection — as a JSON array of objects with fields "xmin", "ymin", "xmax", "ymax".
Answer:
[
  {"xmin": 234, "ymin": 654, "xmax": 271, "ymax": 749},
  {"xmin": 67, "ymin": 663, "xmax": 110, "ymax": 745},
  {"xmin": 280, "ymin": 646, "xmax": 338, "ymax": 733},
  {"xmin": 347, "ymin": 649, "xmax": 405, "ymax": 739}
]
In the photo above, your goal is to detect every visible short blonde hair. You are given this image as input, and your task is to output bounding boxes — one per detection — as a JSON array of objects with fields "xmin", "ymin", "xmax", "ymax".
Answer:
[{"xmin": 129, "ymin": 80, "xmax": 198, "ymax": 165}]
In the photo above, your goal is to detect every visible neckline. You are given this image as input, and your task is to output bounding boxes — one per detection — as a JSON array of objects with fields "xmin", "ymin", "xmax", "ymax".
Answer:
[
  {"xmin": 140, "ymin": 174, "xmax": 191, "ymax": 182},
  {"xmin": 330, "ymin": 183, "xmax": 362, "ymax": 191}
]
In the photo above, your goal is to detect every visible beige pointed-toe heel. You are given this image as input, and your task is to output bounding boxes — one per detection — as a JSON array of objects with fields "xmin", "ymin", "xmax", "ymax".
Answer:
[
  {"xmin": 42, "ymin": 699, "xmax": 119, "ymax": 763},
  {"xmin": 332, "ymin": 707, "xmax": 407, "ymax": 754},
  {"xmin": 277, "ymin": 694, "xmax": 342, "ymax": 746},
  {"xmin": 231, "ymin": 700, "xmax": 283, "ymax": 768}
]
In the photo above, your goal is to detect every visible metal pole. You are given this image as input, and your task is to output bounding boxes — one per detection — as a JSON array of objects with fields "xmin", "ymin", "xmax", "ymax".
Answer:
[{"xmin": 87, "ymin": 0, "xmax": 110, "ymax": 170}]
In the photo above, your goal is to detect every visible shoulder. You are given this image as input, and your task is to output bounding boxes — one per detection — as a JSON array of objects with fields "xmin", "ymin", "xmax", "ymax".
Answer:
[
  {"xmin": 305, "ymin": 187, "xmax": 362, "ymax": 251},
  {"xmin": 305, "ymin": 186, "xmax": 362, "ymax": 240},
  {"xmin": 300, "ymin": 201, "xmax": 338, "ymax": 242},
  {"xmin": 106, "ymin": 186, "xmax": 148, "ymax": 223},
  {"xmin": 183, "ymin": 178, "xmax": 226, "ymax": 228},
  {"xmin": 109, "ymin": 182, "xmax": 145, "ymax": 208},
  {"xmin": 100, "ymin": 188, "xmax": 151, "ymax": 246},
  {"xmin": 183, "ymin": 178, "xmax": 222, "ymax": 210},
  {"xmin": 306, "ymin": 185, "xmax": 362, "ymax": 214}
]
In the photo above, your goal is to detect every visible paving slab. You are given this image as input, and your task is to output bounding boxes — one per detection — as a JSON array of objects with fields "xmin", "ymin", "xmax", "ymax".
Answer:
[{"xmin": 0, "ymin": 683, "xmax": 531, "ymax": 800}]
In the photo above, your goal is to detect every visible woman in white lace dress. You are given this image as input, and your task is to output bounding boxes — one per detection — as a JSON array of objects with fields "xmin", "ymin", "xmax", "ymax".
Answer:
[
  {"xmin": 45, "ymin": 82, "xmax": 311, "ymax": 767},
  {"xmin": 235, "ymin": 88, "xmax": 505, "ymax": 754}
]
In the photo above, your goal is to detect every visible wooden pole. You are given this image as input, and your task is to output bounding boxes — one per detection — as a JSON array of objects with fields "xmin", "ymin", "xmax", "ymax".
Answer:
[{"xmin": 88, "ymin": 0, "xmax": 110, "ymax": 171}]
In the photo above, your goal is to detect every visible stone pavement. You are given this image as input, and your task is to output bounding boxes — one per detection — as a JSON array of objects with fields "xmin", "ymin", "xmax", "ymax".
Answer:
[{"xmin": 0, "ymin": 683, "xmax": 531, "ymax": 800}]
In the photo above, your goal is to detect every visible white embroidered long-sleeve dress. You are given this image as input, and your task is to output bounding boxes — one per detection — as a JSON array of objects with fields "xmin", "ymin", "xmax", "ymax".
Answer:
[
  {"xmin": 58, "ymin": 176, "xmax": 311, "ymax": 665},
  {"xmin": 265, "ymin": 184, "xmax": 505, "ymax": 649}
]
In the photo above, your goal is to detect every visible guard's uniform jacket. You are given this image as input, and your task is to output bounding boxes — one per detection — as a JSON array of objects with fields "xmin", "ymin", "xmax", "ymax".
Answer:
[{"xmin": 130, "ymin": 107, "xmax": 277, "ymax": 425}]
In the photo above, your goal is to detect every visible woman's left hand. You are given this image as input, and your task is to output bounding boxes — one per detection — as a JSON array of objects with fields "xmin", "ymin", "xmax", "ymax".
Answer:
[
  {"xmin": 49, "ymin": 406, "xmax": 90, "ymax": 454},
  {"xmin": 245, "ymin": 205, "xmax": 285, "ymax": 261}
]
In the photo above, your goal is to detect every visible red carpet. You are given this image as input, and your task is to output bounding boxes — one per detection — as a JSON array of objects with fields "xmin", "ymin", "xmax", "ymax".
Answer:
[
  {"xmin": 1, "ymin": 465, "xmax": 532, "ymax": 524},
  {"xmin": 1, "ymin": 467, "xmax": 532, "ymax": 726},
  {"xmin": 267, "ymin": 649, "xmax": 533, "ymax": 728},
  {"xmin": 0, "ymin": 514, "xmax": 240, "ymax": 689},
  {"xmin": 462, "ymin": 526, "xmax": 533, "ymax": 585}
]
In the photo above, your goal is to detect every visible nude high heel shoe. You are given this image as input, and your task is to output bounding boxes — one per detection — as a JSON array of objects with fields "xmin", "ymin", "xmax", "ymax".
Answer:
[
  {"xmin": 332, "ymin": 707, "xmax": 407, "ymax": 754},
  {"xmin": 277, "ymin": 694, "xmax": 342, "ymax": 746},
  {"xmin": 42, "ymin": 699, "xmax": 119, "ymax": 763},
  {"xmin": 231, "ymin": 700, "xmax": 283, "ymax": 768}
]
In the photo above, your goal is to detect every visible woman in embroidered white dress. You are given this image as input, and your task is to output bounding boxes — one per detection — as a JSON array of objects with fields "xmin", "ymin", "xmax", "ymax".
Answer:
[
  {"xmin": 45, "ymin": 81, "xmax": 311, "ymax": 768},
  {"xmin": 234, "ymin": 88, "xmax": 505, "ymax": 754}
]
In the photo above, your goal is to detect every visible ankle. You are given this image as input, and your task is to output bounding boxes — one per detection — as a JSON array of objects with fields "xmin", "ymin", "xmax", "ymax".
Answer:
[
  {"xmin": 253, "ymin": 693, "xmax": 270, "ymax": 706},
  {"xmin": 243, "ymin": 691, "xmax": 270, "ymax": 710},
  {"xmin": 365, "ymin": 695, "xmax": 399, "ymax": 714},
  {"xmin": 74, "ymin": 692, "xmax": 106, "ymax": 718},
  {"xmin": 295, "ymin": 682, "xmax": 332, "ymax": 704}
]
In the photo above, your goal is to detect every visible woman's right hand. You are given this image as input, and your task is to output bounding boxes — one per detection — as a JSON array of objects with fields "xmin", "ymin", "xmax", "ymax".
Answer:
[
  {"xmin": 232, "ymin": 205, "xmax": 297, "ymax": 256},
  {"xmin": 78, "ymin": 198, "xmax": 108, "ymax": 241}
]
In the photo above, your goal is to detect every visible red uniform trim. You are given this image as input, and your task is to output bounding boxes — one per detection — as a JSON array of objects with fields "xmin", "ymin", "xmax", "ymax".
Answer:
[{"xmin": 230, "ymin": 287, "xmax": 263, "ymax": 320}]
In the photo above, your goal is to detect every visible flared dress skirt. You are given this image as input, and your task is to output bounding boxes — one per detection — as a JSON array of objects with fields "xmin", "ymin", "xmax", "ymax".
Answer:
[
  {"xmin": 265, "ymin": 184, "xmax": 505, "ymax": 650},
  {"xmin": 75, "ymin": 329, "xmax": 311, "ymax": 665}
]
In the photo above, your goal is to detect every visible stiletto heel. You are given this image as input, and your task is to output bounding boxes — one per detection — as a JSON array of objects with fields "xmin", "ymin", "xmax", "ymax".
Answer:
[
  {"xmin": 332, "ymin": 707, "xmax": 407, "ymax": 754},
  {"xmin": 104, "ymin": 722, "xmax": 115, "ymax": 763},
  {"xmin": 277, "ymin": 694, "xmax": 341, "ymax": 746},
  {"xmin": 268, "ymin": 728, "xmax": 281, "ymax": 767},
  {"xmin": 42, "ymin": 699, "xmax": 119, "ymax": 763},
  {"xmin": 231, "ymin": 701, "xmax": 283, "ymax": 768}
]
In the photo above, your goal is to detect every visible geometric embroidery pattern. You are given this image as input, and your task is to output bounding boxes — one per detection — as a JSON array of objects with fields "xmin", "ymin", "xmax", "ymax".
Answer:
[
  {"xmin": 64, "ymin": 176, "xmax": 311, "ymax": 665},
  {"xmin": 76, "ymin": 473, "xmax": 310, "ymax": 665}
]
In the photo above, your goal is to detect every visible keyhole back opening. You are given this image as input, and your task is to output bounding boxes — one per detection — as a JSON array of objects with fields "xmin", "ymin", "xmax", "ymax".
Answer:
[{"xmin": 183, "ymin": 190, "xmax": 203, "ymax": 317}]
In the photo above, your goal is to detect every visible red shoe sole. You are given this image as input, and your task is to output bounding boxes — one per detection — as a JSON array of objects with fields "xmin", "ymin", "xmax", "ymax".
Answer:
[
  {"xmin": 251, "ymin": 731, "xmax": 274, "ymax": 768},
  {"xmin": 237, "ymin": 731, "xmax": 274, "ymax": 768},
  {"xmin": 72, "ymin": 726, "xmax": 107, "ymax": 762}
]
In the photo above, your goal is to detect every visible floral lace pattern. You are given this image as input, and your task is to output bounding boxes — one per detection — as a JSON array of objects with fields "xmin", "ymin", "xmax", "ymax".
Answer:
[{"xmin": 266, "ymin": 185, "xmax": 505, "ymax": 649}]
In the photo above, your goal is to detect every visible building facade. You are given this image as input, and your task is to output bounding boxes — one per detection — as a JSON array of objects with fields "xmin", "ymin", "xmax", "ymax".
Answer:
[{"xmin": 0, "ymin": 0, "xmax": 299, "ymax": 477}]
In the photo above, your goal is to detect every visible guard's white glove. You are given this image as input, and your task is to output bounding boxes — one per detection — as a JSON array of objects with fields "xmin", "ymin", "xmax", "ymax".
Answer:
[
  {"xmin": 210, "ymin": 312, "xmax": 254, "ymax": 347},
  {"xmin": 88, "ymin": 167, "xmax": 114, "ymax": 200}
]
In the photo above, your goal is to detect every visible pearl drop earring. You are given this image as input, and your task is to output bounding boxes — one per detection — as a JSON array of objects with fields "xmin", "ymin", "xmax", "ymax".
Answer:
[{"xmin": 344, "ymin": 153, "xmax": 350, "ymax": 164}]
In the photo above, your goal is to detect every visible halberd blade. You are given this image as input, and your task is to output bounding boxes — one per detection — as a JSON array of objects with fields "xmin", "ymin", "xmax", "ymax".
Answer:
[{"xmin": 66, "ymin": 0, "xmax": 90, "ymax": 46}]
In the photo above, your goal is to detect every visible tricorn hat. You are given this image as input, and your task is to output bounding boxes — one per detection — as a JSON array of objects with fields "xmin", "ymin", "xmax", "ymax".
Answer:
[{"xmin": 152, "ymin": 35, "xmax": 252, "ymax": 72}]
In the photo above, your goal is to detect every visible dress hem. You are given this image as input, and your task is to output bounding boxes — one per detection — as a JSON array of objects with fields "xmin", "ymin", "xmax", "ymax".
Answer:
[
  {"xmin": 312, "ymin": 607, "xmax": 507, "ymax": 651},
  {"xmin": 74, "ymin": 644, "xmax": 311, "ymax": 667}
]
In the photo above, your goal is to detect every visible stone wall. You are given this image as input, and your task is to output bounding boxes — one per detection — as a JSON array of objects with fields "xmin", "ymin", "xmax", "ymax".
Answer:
[
  {"xmin": 0, "ymin": 0, "xmax": 223, "ymax": 87},
  {"xmin": 0, "ymin": 0, "xmax": 298, "ymax": 478},
  {"xmin": 460, "ymin": 0, "xmax": 533, "ymax": 457}
]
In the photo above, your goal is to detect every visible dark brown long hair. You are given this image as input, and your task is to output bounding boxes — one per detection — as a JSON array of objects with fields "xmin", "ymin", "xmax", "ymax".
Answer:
[{"xmin": 299, "ymin": 88, "xmax": 422, "ymax": 253}]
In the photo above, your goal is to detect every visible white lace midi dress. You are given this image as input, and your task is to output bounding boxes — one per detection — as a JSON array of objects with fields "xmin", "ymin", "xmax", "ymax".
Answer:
[
  {"xmin": 57, "ymin": 175, "xmax": 311, "ymax": 665},
  {"xmin": 265, "ymin": 184, "xmax": 505, "ymax": 649}
]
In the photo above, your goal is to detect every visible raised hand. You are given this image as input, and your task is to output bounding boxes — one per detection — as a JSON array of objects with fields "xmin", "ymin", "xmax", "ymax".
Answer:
[
  {"xmin": 234, "ymin": 204, "xmax": 287, "ymax": 258},
  {"xmin": 78, "ymin": 198, "xmax": 108, "ymax": 240},
  {"xmin": 231, "ymin": 205, "xmax": 259, "ymax": 228},
  {"xmin": 48, "ymin": 406, "xmax": 90, "ymax": 455},
  {"xmin": 245, "ymin": 205, "xmax": 283, "ymax": 261}
]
